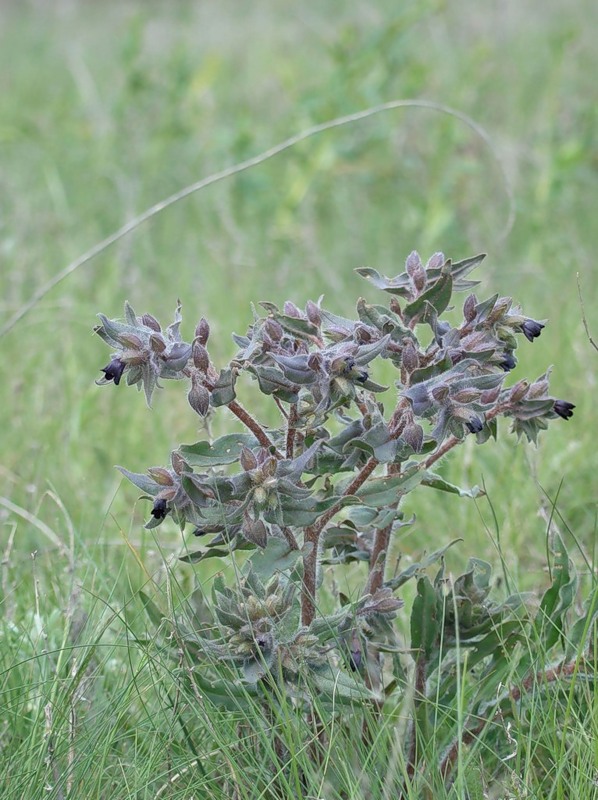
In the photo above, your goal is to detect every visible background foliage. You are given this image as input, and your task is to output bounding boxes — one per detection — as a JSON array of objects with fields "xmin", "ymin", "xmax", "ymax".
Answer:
[{"xmin": 1, "ymin": 1, "xmax": 596, "ymax": 797}]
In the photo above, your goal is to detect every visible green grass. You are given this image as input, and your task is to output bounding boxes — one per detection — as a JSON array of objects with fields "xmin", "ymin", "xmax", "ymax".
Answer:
[{"xmin": 1, "ymin": 1, "xmax": 597, "ymax": 797}]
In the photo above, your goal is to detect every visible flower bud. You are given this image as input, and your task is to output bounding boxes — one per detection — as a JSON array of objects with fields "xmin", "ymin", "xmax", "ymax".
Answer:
[
  {"xmin": 188, "ymin": 381, "xmax": 210, "ymax": 417},
  {"xmin": 150, "ymin": 334, "xmax": 167, "ymax": 354},
  {"xmin": 265, "ymin": 318, "xmax": 283, "ymax": 341},
  {"xmin": 192, "ymin": 341, "xmax": 210, "ymax": 371},
  {"xmin": 463, "ymin": 294, "xmax": 477, "ymax": 322},
  {"xmin": 195, "ymin": 317, "xmax": 210, "ymax": 346},
  {"xmin": 147, "ymin": 467, "xmax": 174, "ymax": 486},
  {"xmin": 480, "ymin": 385, "xmax": 501, "ymax": 404},
  {"xmin": 402, "ymin": 339, "xmax": 419, "ymax": 372},
  {"xmin": 283, "ymin": 301, "xmax": 302, "ymax": 318},
  {"xmin": 305, "ymin": 300, "xmax": 321, "ymax": 326},
  {"xmin": 431, "ymin": 385, "xmax": 449, "ymax": 403},
  {"xmin": 119, "ymin": 333, "xmax": 143, "ymax": 349},
  {"xmin": 141, "ymin": 313, "xmax": 161, "ymax": 332},
  {"xmin": 452, "ymin": 388, "xmax": 480, "ymax": 404},
  {"xmin": 403, "ymin": 422, "xmax": 424, "ymax": 453},
  {"xmin": 509, "ymin": 380, "xmax": 529, "ymax": 402},
  {"xmin": 426, "ymin": 251, "xmax": 445, "ymax": 270},
  {"xmin": 486, "ymin": 296, "xmax": 512, "ymax": 324},
  {"xmin": 406, "ymin": 250, "xmax": 426, "ymax": 292},
  {"xmin": 240, "ymin": 446, "xmax": 258, "ymax": 472}
]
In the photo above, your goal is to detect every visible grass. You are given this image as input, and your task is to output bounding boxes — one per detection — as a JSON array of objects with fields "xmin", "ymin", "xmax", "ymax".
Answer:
[{"xmin": 1, "ymin": 0, "xmax": 597, "ymax": 797}]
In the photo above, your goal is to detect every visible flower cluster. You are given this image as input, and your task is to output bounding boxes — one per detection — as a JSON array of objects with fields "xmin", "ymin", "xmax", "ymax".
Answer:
[{"xmin": 95, "ymin": 301, "xmax": 191, "ymax": 404}]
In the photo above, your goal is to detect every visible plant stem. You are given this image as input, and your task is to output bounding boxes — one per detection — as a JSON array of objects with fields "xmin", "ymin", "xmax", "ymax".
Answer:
[
  {"xmin": 367, "ymin": 462, "xmax": 402, "ymax": 593},
  {"xmin": 367, "ymin": 523, "xmax": 392, "ymax": 595},
  {"xmin": 199, "ymin": 366, "xmax": 284, "ymax": 457},
  {"xmin": 286, "ymin": 403, "xmax": 298, "ymax": 459},
  {"xmin": 227, "ymin": 400, "xmax": 284, "ymax": 457},
  {"xmin": 422, "ymin": 402, "xmax": 509, "ymax": 471},
  {"xmin": 300, "ymin": 401, "xmax": 514, "ymax": 625},
  {"xmin": 301, "ymin": 456, "xmax": 380, "ymax": 626},
  {"xmin": 281, "ymin": 526, "xmax": 300, "ymax": 551}
]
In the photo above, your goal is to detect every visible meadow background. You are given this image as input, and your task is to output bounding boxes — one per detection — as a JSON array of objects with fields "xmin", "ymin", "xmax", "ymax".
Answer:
[{"xmin": 1, "ymin": 1, "xmax": 597, "ymax": 797}]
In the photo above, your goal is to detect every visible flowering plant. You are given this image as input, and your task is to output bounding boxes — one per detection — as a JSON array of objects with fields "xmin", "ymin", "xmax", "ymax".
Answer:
[{"xmin": 95, "ymin": 250, "xmax": 580, "ymax": 785}]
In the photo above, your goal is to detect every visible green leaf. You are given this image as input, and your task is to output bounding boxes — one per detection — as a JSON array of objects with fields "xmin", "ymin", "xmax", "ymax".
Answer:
[
  {"xmin": 534, "ymin": 534, "xmax": 577, "ymax": 650},
  {"xmin": 409, "ymin": 354, "xmax": 453, "ymax": 385},
  {"xmin": 275, "ymin": 494, "xmax": 359, "ymax": 527},
  {"xmin": 138, "ymin": 590, "xmax": 165, "ymax": 627},
  {"xmin": 385, "ymin": 539, "xmax": 463, "ymax": 590},
  {"xmin": 210, "ymin": 367, "xmax": 237, "ymax": 406},
  {"xmin": 403, "ymin": 271, "xmax": 453, "ymax": 324},
  {"xmin": 272, "ymin": 313, "xmax": 319, "ymax": 339},
  {"xmin": 249, "ymin": 538, "xmax": 308, "ymax": 580},
  {"xmin": 308, "ymin": 665, "xmax": 374, "ymax": 704},
  {"xmin": 566, "ymin": 585, "xmax": 598, "ymax": 659},
  {"xmin": 345, "ymin": 421, "xmax": 398, "ymax": 464},
  {"xmin": 355, "ymin": 299, "xmax": 414, "ymax": 341},
  {"xmin": 245, "ymin": 364, "xmax": 300, "ymax": 402},
  {"xmin": 410, "ymin": 576, "xmax": 440, "ymax": 658},
  {"xmin": 355, "ymin": 464, "xmax": 424, "ymax": 507},
  {"xmin": 124, "ymin": 301, "xmax": 138, "ymax": 327},
  {"xmin": 352, "ymin": 333, "xmax": 391, "ymax": 365},
  {"xmin": 191, "ymin": 669, "xmax": 257, "ymax": 712},
  {"xmin": 467, "ymin": 621, "xmax": 524, "ymax": 669},
  {"xmin": 451, "ymin": 253, "xmax": 486, "ymax": 292},
  {"xmin": 180, "ymin": 433, "xmax": 259, "ymax": 467},
  {"xmin": 116, "ymin": 466, "xmax": 159, "ymax": 495},
  {"xmin": 354, "ymin": 267, "xmax": 412, "ymax": 298},
  {"xmin": 179, "ymin": 546, "xmax": 232, "ymax": 563},
  {"xmin": 421, "ymin": 471, "xmax": 483, "ymax": 499}
]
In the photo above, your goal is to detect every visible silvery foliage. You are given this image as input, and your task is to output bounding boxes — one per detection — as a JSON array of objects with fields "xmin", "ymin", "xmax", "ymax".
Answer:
[{"xmin": 95, "ymin": 251, "xmax": 576, "ymax": 710}]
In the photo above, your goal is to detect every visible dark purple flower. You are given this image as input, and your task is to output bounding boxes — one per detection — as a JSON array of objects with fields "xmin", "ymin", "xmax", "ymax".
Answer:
[
  {"xmin": 499, "ymin": 351, "xmax": 517, "ymax": 372},
  {"xmin": 100, "ymin": 357, "xmax": 126, "ymax": 385},
  {"xmin": 349, "ymin": 647, "xmax": 362, "ymax": 672},
  {"xmin": 553, "ymin": 400, "xmax": 575, "ymax": 421},
  {"xmin": 521, "ymin": 319, "xmax": 545, "ymax": 343},
  {"xmin": 465, "ymin": 416, "xmax": 484, "ymax": 434},
  {"xmin": 151, "ymin": 498, "xmax": 168, "ymax": 520}
]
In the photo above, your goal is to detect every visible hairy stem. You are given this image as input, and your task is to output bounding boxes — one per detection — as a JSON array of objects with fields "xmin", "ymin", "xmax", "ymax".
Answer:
[
  {"xmin": 227, "ymin": 400, "xmax": 283, "ymax": 456},
  {"xmin": 367, "ymin": 463, "xmax": 402, "ymax": 594},
  {"xmin": 301, "ymin": 456, "xmax": 380, "ymax": 626},
  {"xmin": 286, "ymin": 403, "xmax": 298, "ymax": 459},
  {"xmin": 281, "ymin": 526, "xmax": 300, "ymax": 551},
  {"xmin": 367, "ymin": 523, "xmax": 393, "ymax": 595},
  {"xmin": 422, "ymin": 401, "xmax": 510, "ymax": 471}
]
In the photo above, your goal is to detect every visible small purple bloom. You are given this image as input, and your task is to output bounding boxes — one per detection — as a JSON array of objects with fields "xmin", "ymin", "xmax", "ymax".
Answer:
[
  {"xmin": 151, "ymin": 498, "xmax": 168, "ymax": 520},
  {"xmin": 100, "ymin": 357, "xmax": 126, "ymax": 385},
  {"xmin": 521, "ymin": 319, "xmax": 545, "ymax": 343},
  {"xmin": 499, "ymin": 351, "xmax": 517, "ymax": 372},
  {"xmin": 465, "ymin": 416, "xmax": 484, "ymax": 434},
  {"xmin": 553, "ymin": 400, "xmax": 575, "ymax": 421}
]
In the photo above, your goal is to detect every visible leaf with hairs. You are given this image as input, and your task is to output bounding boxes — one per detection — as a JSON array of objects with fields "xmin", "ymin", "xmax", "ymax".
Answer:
[
  {"xmin": 421, "ymin": 472, "xmax": 483, "ymax": 498},
  {"xmin": 180, "ymin": 433, "xmax": 258, "ymax": 466},
  {"xmin": 385, "ymin": 539, "xmax": 463, "ymax": 590},
  {"xmin": 410, "ymin": 576, "xmax": 440, "ymax": 658}
]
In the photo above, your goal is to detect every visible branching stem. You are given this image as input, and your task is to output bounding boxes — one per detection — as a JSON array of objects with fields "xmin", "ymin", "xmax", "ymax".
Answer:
[{"xmin": 301, "ymin": 456, "xmax": 379, "ymax": 626}]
